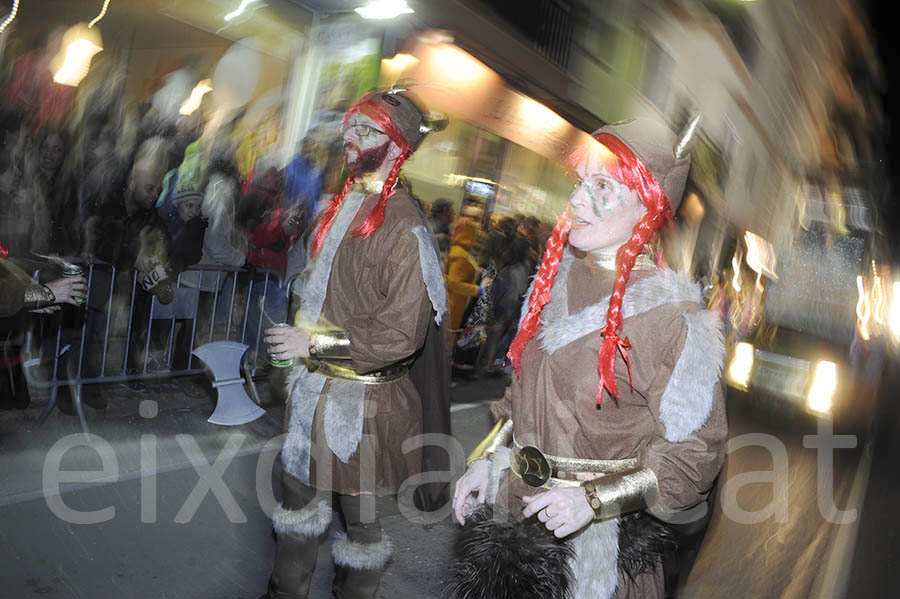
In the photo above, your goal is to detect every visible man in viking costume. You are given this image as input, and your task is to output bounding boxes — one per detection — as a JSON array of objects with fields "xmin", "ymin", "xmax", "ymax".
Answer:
[
  {"xmin": 260, "ymin": 90, "xmax": 450, "ymax": 599},
  {"xmin": 452, "ymin": 116, "xmax": 727, "ymax": 599}
]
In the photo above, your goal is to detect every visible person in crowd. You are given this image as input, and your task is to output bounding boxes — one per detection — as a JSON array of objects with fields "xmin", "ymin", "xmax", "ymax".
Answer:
[
  {"xmin": 0, "ymin": 237, "xmax": 86, "ymax": 410},
  {"xmin": 445, "ymin": 218, "xmax": 487, "ymax": 350},
  {"xmin": 28, "ymin": 127, "xmax": 78, "ymax": 256},
  {"xmin": 0, "ymin": 108, "xmax": 31, "ymax": 257},
  {"xmin": 237, "ymin": 167, "xmax": 290, "ymax": 276},
  {"xmin": 429, "ymin": 198, "xmax": 454, "ymax": 261},
  {"xmin": 475, "ymin": 236, "xmax": 532, "ymax": 376},
  {"xmin": 284, "ymin": 135, "xmax": 323, "ymax": 233},
  {"xmin": 451, "ymin": 117, "xmax": 726, "ymax": 599},
  {"xmin": 258, "ymin": 90, "xmax": 450, "ymax": 599}
]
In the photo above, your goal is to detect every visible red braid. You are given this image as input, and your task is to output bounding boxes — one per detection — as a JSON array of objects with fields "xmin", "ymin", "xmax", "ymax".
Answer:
[
  {"xmin": 506, "ymin": 209, "xmax": 572, "ymax": 373},
  {"xmin": 309, "ymin": 174, "xmax": 356, "ymax": 258},
  {"xmin": 591, "ymin": 133, "xmax": 673, "ymax": 405},
  {"xmin": 351, "ymin": 152, "xmax": 408, "ymax": 239}
]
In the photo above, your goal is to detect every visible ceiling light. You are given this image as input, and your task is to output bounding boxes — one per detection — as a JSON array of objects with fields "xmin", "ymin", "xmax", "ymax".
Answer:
[{"xmin": 355, "ymin": 0, "xmax": 414, "ymax": 20}]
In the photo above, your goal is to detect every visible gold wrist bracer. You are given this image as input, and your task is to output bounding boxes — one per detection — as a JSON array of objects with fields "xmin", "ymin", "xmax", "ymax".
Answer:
[
  {"xmin": 466, "ymin": 418, "xmax": 513, "ymax": 466},
  {"xmin": 24, "ymin": 283, "xmax": 55, "ymax": 308},
  {"xmin": 308, "ymin": 329, "xmax": 351, "ymax": 360},
  {"xmin": 582, "ymin": 467, "xmax": 659, "ymax": 520}
]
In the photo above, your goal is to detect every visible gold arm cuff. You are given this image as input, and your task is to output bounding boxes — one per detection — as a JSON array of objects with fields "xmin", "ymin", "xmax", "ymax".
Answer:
[
  {"xmin": 308, "ymin": 329, "xmax": 351, "ymax": 360},
  {"xmin": 582, "ymin": 467, "xmax": 659, "ymax": 521},
  {"xmin": 24, "ymin": 283, "xmax": 55, "ymax": 308},
  {"xmin": 466, "ymin": 419, "xmax": 513, "ymax": 466}
]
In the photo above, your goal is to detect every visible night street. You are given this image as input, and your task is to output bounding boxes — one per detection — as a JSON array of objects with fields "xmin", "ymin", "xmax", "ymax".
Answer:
[{"xmin": 1, "ymin": 365, "xmax": 897, "ymax": 598}]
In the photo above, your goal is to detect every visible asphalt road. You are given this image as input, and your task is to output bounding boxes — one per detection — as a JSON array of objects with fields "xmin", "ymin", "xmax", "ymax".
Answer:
[{"xmin": 0, "ymin": 366, "xmax": 895, "ymax": 598}]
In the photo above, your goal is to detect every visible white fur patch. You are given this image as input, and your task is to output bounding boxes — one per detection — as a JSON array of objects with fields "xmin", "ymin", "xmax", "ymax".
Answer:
[
  {"xmin": 331, "ymin": 531, "xmax": 394, "ymax": 570},
  {"xmin": 568, "ymin": 519, "xmax": 621, "ymax": 599},
  {"xmin": 486, "ymin": 446, "xmax": 510, "ymax": 504},
  {"xmin": 272, "ymin": 500, "xmax": 332, "ymax": 537},
  {"xmin": 538, "ymin": 266, "xmax": 703, "ymax": 355},
  {"xmin": 323, "ymin": 379, "xmax": 366, "ymax": 463},
  {"xmin": 658, "ymin": 309, "xmax": 724, "ymax": 442},
  {"xmin": 412, "ymin": 225, "xmax": 448, "ymax": 325},
  {"xmin": 283, "ymin": 192, "xmax": 366, "ymax": 482}
]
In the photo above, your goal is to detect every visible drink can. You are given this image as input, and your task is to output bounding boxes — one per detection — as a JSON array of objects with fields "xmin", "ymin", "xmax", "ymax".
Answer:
[
  {"xmin": 268, "ymin": 323, "xmax": 295, "ymax": 368},
  {"xmin": 61, "ymin": 263, "xmax": 86, "ymax": 305}
]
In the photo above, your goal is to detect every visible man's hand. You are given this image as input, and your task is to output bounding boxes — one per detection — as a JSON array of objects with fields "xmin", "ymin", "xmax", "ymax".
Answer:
[
  {"xmin": 452, "ymin": 458, "xmax": 490, "ymax": 525},
  {"xmin": 44, "ymin": 276, "xmax": 87, "ymax": 306},
  {"xmin": 522, "ymin": 487, "xmax": 594, "ymax": 538},
  {"xmin": 264, "ymin": 325, "xmax": 310, "ymax": 360}
]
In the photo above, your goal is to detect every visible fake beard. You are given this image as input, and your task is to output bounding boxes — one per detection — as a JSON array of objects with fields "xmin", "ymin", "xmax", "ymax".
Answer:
[{"xmin": 346, "ymin": 140, "xmax": 391, "ymax": 175}]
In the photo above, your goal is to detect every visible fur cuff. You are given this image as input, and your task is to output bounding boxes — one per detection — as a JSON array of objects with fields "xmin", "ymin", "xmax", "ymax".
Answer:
[
  {"xmin": 331, "ymin": 531, "xmax": 394, "ymax": 570},
  {"xmin": 272, "ymin": 500, "xmax": 332, "ymax": 537}
]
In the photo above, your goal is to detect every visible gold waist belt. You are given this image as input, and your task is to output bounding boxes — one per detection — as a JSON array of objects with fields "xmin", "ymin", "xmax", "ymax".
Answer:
[
  {"xmin": 303, "ymin": 358, "xmax": 410, "ymax": 384},
  {"xmin": 510, "ymin": 437, "xmax": 638, "ymax": 489}
]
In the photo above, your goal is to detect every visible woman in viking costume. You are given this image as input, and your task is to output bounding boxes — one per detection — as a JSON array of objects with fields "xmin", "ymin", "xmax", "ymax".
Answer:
[{"xmin": 451, "ymin": 116, "xmax": 727, "ymax": 599}]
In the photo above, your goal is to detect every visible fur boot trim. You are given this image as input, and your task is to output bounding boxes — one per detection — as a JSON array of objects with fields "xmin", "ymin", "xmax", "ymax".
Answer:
[
  {"xmin": 449, "ymin": 504, "xmax": 574, "ymax": 599},
  {"xmin": 331, "ymin": 531, "xmax": 394, "ymax": 570},
  {"xmin": 272, "ymin": 500, "xmax": 332, "ymax": 538}
]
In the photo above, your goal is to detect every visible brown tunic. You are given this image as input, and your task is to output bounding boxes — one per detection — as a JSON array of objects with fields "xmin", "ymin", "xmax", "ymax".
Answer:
[
  {"xmin": 301, "ymin": 189, "xmax": 443, "ymax": 495},
  {"xmin": 492, "ymin": 253, "xmax": 727, "ymax": 598}
]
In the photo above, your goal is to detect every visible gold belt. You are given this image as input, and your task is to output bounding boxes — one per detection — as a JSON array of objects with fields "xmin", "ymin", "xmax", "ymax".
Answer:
[
  {"xmin": 510, "ymin": 437, "xmax": 638, "ymax": 488},
  {"xmin": 302, "ymin": 358, "xmax": 410, "ymax": 384}
]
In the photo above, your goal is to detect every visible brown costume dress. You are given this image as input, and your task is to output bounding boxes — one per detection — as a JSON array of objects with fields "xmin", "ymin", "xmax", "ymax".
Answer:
[
  {"xmin": 283, "ymin": 186, "xmax": 450, "ymax": 497},
  {"xmin": 490, "ymin": 250, "xmax": 727, "ymax": 599}
]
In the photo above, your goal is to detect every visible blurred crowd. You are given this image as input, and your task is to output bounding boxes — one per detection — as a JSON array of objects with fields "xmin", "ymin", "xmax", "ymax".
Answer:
[{"xmin": 0, "ymin": 32, "xmax": 560, "ymax": 411}]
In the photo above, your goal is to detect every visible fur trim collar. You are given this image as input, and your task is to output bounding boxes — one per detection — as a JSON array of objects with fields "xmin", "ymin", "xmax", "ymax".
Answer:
[{"xmin": 538, "ymin": 253, "xmax": 701, "ymax": 354}]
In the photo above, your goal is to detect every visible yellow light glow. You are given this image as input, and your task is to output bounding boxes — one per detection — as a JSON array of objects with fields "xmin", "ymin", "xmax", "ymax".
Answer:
[
  {"xmin": 432, "ymin": 45, "xmax": 489, "ymax": 85},
  {"xmin": 0, "ymin": 0, "xmax": 21, "ymax": 35},
  {"xmin": 519, "ymin": 96, "xmax": 564, "ymax": 130},
  {"xmin": 807, "ymin": 360, "xmax": 836, "ymax": 414},
  {"xmin": 856, "ymin": 275, "xmax": 870, "ymax": 341},
  {"xmin": 53, "ymin": 37, "xmax": 103, "ymax": 87},
  {"xmin": 382, "ymin": 53, "xmax": 419, "ymax": 71},
  {"xmin": 890, "ymin": 281, "xmax": 900, "ymax": 341},
  {"xmin": 731, "ymin": 249, "xmax": 742, "ymax": 292},
  {"xmin": 872, "ymin": 275, "xmax": 885, "ymax": 326},
  {"xmin": 88, "ymin": 0, "xmax": 111, "ymax": 28},
  {"xmin": 743, "ymin": 230, "xmax": 777, "ymax": 279},
  {"xmin": 179, "ymin": 79, "xmax": 213, "ymax": 115},
  {"xmin": 727, "ymin": 342, "xmax": 754, "ymax": 388}
]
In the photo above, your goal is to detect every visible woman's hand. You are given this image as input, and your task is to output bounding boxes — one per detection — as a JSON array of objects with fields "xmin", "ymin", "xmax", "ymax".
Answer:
[
  {"xmin": 453, "ymin": 458, "xmax": 491, "ymax": 525},
  {"xmin": 522, "ymin": 487, "xmax": 594, "ymax": 538},
  {"xmin": 44, "ymin": 276, "xmax": 87, "ymax": 306},
  {"xmin": 264, "ymin": 325, "xmax": 310, "ymax": 360}
]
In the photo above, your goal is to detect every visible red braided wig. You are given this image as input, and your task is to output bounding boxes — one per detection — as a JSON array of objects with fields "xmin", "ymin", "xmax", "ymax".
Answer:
[
  {"xmin": 309, "ymin": 93, "xmax": 413, "ymax": 256},
  {"xmin": 508, "ymin": 133, "xmax": 674, "ymax": 406}
]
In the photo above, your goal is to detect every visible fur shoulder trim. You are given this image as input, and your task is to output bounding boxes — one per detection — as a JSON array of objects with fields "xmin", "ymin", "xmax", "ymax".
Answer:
[
  {"xmin": 331, "ymin": 531, "xmax": 394, "ymax": 570},
  {"xmin": 539, "ymin": 268, "xmax": 702, "ymax": 354},
  {"xmin": 413, "ymin": 225, "xmax": 448, "ymax": 325},
  {"xmin": 272, "ymin": 500, "xmax": 332, "ymax": 537},
  {"xmin": 659, "ymin": 309, "xmax": 724, "ymax": 442}
]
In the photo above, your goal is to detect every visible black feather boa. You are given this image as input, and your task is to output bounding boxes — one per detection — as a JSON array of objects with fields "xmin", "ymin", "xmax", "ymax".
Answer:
[
  {"xmin": 448, "ymin": 504, "xmax": 574, "ymax": 599},
  {"xmin": 448, "ymin": 505, "xmax": 679, "ymax": 598},
  {"xmin": 617, "ymin": 511, "xmax": 679, "ymax": 581}
]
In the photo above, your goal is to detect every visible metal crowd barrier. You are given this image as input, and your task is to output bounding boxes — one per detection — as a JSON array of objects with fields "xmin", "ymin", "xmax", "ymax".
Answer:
[{"xmin": 21, "ymin": 258, "xmax": 292, "ymax": 435}]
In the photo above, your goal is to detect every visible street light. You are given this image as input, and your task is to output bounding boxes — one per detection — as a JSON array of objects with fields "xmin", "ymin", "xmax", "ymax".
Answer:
[{"xmin": 354, "ymin": 0, "xmax": 414, "ymax": 20}]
